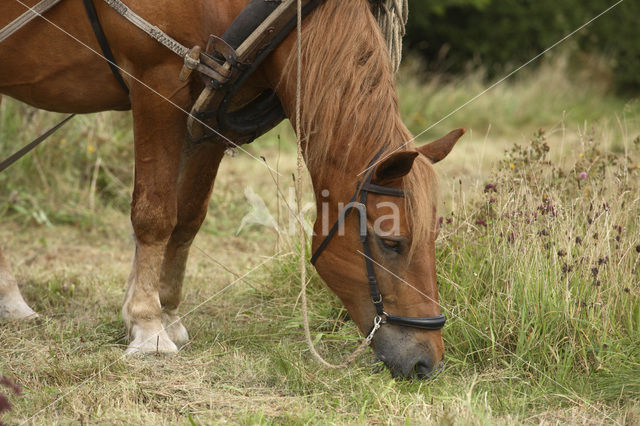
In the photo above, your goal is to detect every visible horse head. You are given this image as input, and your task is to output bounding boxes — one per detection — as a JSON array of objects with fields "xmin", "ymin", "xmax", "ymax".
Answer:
[{"xmin": 311, "ymin": 130, "xmax": 463, "ymax": 378}]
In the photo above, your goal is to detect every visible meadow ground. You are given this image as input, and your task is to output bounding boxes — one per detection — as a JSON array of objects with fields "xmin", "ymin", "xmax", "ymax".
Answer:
[{"xmin": 1, "ymin": 56, "xmax": 639, "ymax": 424}]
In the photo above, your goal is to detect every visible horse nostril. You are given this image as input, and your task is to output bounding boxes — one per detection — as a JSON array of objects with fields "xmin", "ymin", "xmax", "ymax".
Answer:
[
  {"xmin": 413, "ymin": 360, "xmax": 443, "ymax": 379},
  {"xmin": 413, "ymin": 360, "xmax": 433, "ymax": 378}
]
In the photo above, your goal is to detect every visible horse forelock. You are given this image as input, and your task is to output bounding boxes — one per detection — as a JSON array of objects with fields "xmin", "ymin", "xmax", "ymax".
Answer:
[{"xmin": 281, "ymin": 0, "xmax": 438, "ymax": 254}]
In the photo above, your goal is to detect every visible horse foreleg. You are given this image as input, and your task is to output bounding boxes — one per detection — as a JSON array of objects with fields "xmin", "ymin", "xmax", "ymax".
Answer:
[
  {"xmin": 122, "ymin": 79, "xmax": 186, "ymax": 355},
  {"xmin": 0, "ymin": 248, "xmax": 38, "ymax": 320},
  {"xmin": 0, "ymin": 94, "xmax": 37, "ymax": 320},
  {"xmin": 158, "ymin": 143, "xmax": 226, "ymax": 348}
]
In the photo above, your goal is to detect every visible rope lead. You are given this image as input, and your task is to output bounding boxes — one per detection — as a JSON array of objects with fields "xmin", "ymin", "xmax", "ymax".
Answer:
[{"xmin": 370, "ymin": 0, "xmax": 408, "ymax": 72}]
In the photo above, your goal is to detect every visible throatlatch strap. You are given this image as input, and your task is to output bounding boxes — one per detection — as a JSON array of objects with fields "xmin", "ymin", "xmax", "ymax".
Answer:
[{"xmin": 83, "ymin": 0, "xmax": 129, "ymax": 93}]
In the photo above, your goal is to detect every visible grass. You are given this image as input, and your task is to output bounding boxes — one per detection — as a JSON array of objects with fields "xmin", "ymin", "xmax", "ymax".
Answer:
[{"xmin": 1, "ymin": 55, "xmax": 640, "ymax": 424}]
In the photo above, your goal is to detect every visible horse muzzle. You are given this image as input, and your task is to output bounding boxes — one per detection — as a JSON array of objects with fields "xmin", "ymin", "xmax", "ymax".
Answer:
[{"xmin": 371, "ymin": 324, "xmax": 445, "ymax": 380}]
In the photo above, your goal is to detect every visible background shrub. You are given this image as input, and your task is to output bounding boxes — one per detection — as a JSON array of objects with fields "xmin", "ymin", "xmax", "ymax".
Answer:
[{"xmin": 405, "ymin": 0, "xmax": 640, "ymax": 93}]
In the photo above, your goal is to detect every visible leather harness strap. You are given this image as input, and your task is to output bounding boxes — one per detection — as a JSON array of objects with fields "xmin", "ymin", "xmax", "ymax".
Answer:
[
  {"xmin": 0, "ymin": 114, "xmax": 76, "ymax": 173},
  {"xmin": 186, "ymin": 0, "xmax": 326, "ymax": 146},
  {"xmin": 94, "ymin": 0, "xmax": 325, "ymax": 146},
  {"xmin": 82, "ymin": 0, "xmax": 129, "ymax": 93},
  {"xmin": 0, "ymin": 0, "xmax": 64, "ymax": 43},
  {"xmin": 0, "ymin": 0, "xmax": 324, "ymax": 174}
]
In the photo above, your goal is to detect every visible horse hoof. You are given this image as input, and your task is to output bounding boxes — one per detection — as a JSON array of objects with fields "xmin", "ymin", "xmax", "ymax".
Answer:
[
  {"xmin": 124, "ymin": 324, "xmax": 178, "ymax": 355},
  {"xmin": 0, "ymin": 293, "xmax": 39, "ymax": 321},
  {"xmin": 162, "ymin": 312, "xmax": 189, "ymax": 348}
]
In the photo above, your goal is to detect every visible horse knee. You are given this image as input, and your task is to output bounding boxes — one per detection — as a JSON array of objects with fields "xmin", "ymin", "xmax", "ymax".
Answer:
[{"xmin": 130, "ymin": 188, "xmax": 178, "ymax": 245}]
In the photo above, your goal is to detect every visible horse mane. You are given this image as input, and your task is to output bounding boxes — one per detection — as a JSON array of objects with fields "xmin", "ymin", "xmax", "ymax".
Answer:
[{"xmin": 282, "ymin": 0, "xmax": 438, "ymax": 252}]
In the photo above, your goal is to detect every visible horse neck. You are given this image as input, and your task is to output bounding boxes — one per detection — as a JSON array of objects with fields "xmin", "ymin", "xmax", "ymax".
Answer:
[{"xmin": 265, "ymin": 0, "xmax": 412, "ymax": 200}]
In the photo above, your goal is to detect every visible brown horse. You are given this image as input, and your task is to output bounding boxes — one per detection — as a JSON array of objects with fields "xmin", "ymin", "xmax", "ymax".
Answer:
[{"xmin": 0, "ymin": 0, "xmax": 462, "ymax": 378}]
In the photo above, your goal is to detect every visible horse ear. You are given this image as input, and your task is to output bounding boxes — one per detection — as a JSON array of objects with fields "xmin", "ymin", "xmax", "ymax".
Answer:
[
  {"xmin": 372, "ymin": 151, "xmax": 419, "ymax": 185},
  {"xmin": 416, "ymin": 128, "xmax": 465, "ymax": 163}
]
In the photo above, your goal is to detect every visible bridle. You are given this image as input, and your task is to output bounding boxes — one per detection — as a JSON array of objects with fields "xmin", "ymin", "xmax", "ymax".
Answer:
[{"xmin": 310, "ymin": 150, "xmax": 446, "ymax": 337}]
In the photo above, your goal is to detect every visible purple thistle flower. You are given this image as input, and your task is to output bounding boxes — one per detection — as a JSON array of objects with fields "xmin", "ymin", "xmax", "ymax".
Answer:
[
  {"xmin": 578, "ymin": 171, "xmax": 587, "ymax": 179},
  {"xmin": 0, "ymin": 377, "xmax": 20, "ymax": 395},
  {"xmin": 484, "ymin": 184, "xmax": 497, "ymax": 193},
  {"xmin": 0, "ymin": 394, "xmax": 11, "ymax": 413},
  {"xmin": 0, "ymin": 376, "xmax": 21, "ymax": 416}
]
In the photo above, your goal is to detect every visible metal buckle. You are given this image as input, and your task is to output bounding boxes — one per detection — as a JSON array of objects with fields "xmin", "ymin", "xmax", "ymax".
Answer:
[
  {"xmin": 365, "ymin": 315, "xmax": 383, "ymax": 343},
  {"xmin": 178, "ymin": 45, "xmax": 201, "ymax": 82},
  {"xmin": 206, "ymin": 35, "xmax": 237, "ymax": 63}
]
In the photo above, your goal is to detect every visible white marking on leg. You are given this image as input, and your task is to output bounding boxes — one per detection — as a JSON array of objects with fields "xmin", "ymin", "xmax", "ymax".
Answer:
[{"xmin": 0, "ymin": 251, "xmax": 37, "ymax": 320}]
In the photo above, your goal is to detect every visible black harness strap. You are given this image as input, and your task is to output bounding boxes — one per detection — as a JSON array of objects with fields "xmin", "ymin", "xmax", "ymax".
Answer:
[
  {"xmin": 360, "ymin": 150, "xmax": 392, "ymax": 317},
  {"xmin": 310, "ymin": 190, "xmax": 359, "ymax": 265},
  {"xmin": 220, "ymin": 0, "xmax": 282, "ymax": 49},
  {"xmin": 83, "ymin": 0, "xmax": 129, "ymax": 93},
  {"xmin": 0, "ymin": 114, "xmax": 75, "ymax": 173},
  {"xmin": 361, "ymin": 182, "xmax": 404, "ymax": 197}
]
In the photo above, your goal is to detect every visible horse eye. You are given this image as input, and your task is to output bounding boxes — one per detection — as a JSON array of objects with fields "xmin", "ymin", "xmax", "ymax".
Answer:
[{"xmin": 380, "ymin": 238, "xmax": 402, "ymax": 253}]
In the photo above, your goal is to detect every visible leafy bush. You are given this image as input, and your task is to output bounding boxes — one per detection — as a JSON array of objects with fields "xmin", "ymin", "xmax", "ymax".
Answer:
[{"xmin": 405, "ymin": 0, "xmax": 640, "ymax": 93}]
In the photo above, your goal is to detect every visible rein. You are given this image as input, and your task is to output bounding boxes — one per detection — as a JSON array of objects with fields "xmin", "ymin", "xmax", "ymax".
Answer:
[
  {"xmin": 0, "ymin": 0, "xmax": 64, "ymax": 43},
  {"xmin": 0, "ymin": 114, "xmax": 75, "ymax": 173}
]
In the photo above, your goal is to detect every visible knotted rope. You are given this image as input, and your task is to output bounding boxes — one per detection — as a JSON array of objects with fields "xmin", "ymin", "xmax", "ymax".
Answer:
[
  {"xmin": 295, "ymin": 0, "xmax": 409, "ymax": 369},
  {"xmin": 294, "ymin": 0, "xmax": 368, "ymax": 370},
  {"xmin": 369, "ymin": 0, "xmax": 409, "ymax": 72}
]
